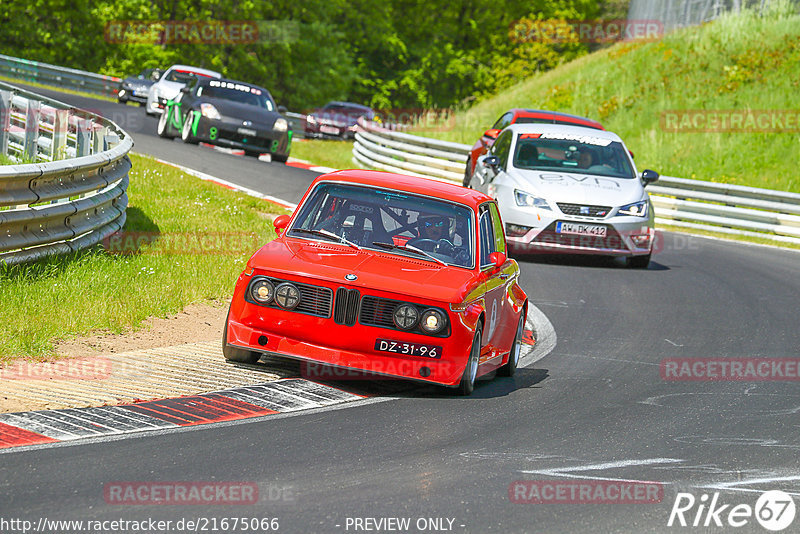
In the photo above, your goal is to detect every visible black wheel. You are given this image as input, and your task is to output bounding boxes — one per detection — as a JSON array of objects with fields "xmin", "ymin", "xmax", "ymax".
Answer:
[
  {"xmin": 244, "ymin": 149, "xmax": 263, "ymax": 158},
  {"xmin": 181, "ymin": 112, "xmax": 198, "ymax": 144},
  {"xmin": 139, "ymin": 102, "xmax": 145, "ymax": 107},
  {"xmin": 463, "ymin": 158, "xmax": 472, "ymax": 187},
  {"xmin": 272, "ymin": 153, "xmax": 289, "ymax": 163},
  {"xmin": 222, "ymin": 309, "xmax": 261, "ymax": 364},
  {"xmin": 456, "ymin": 326, "xmax": 482, "ymax": 396},
  {"xmin": 626, "ymin": 253, "xmax": 651, "ymax": 269},
  {"xmin": 498, "ymin": 311, "xmax": 524, "ymax": 377},
  {"xmin": 157, "ymin": 107, "xmax": 176, "ymax": 139}
]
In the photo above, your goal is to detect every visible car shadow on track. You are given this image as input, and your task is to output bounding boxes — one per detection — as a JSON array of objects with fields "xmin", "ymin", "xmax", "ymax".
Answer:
[{"xmin": 511, "ymin": 252, "xmax": 669, "ymax": 271}]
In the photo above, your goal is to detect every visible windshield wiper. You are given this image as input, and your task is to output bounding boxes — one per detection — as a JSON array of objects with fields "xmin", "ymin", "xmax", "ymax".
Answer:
[
  {"xmin": 371, "ymin": 241, "xmax": 447, "ymax": 266},
  {"xmin": 293, "ymin": 228, "xmax": 361, "ymax": 249}
]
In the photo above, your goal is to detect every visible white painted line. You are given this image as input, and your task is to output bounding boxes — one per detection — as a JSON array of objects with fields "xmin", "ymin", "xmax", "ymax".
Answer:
[
  {"xmin": 519, "ymin": 303, "xmax": 557, "ymax": 369},
  {"xmin": 520, "ymin": 458, "xmax": 684, "ymax": 485},
  {"xmin": 140, "ymin": 153, "xmax": 297, "ymax": 210}
]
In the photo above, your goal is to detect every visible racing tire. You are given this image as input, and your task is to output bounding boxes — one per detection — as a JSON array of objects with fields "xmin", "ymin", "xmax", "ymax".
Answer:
[
  {"xmin": 181, "ymin": 112, "xmax": 199, "ymax": 145},
  {"xmin": 244, "ymin": 149, "xmax": 263, "ymax": 158},
  {"xmin": 497, "ymin": 311, "xmax": 524, "ymax": 377},
  {"xmin": 272, "ymin": 153, "xmax": 289, "ymax": 164},
  {"xmin": 456, "ymin": 326, "xmax": 482, "ymax": 396},
  {"xmin": 157, "ymin": 108, "xmax": 176, "ymax": 139},
  {"xmin": 463, "ymin": 158, "xmax": 472, "ymax": 188},
  {"xmin": 222, "ymin": 309, "xmax": 261, "ymax": 364},
  {"xmin": 626, "ymin": 253, "xmax": 651, "ymax": 269}
]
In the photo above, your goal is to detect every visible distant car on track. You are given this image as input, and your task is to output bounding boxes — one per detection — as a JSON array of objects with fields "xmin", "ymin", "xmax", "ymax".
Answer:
[
  {"xmin": 157, "ymin": 77, "xmax": 291, "ymax": 162},
  {"xmin": 468, "ymin": 123, "xmax": 659, "ymax": 268},
  {"xmin": 223, "ymin": 169, "xmax": 528, "ymax": 395},
  {"xmin": 145, "ymin": 64, "xmax": 221, "ymax": 116},
  {"xmin": 465, "ymin": 109, "xmax": 605, "ymax": 185},
  {"xmin": 117, "ymin": 68, "xmax": 162, "ymax": 106},
  {"xmin": 305, "ymin": 101, "xmax": 377, "ymax": 139}
]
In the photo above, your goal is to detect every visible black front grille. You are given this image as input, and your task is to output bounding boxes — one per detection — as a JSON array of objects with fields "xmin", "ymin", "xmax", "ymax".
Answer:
[
  {"xmin": 334, "ymin": 287, "xmax": 360, "ymax": 326},
  {"xmin": 359, "ymin": 296, "xmax": 396, "ymax": 329},
  {"xmin": 556, "ymin": 203, "xmax": 611, "ymax": 218}
]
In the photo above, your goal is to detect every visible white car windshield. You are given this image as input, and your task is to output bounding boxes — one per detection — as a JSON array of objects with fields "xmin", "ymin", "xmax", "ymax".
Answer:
[
  {"xmin": 512, "ymin": 133, "xmax": 635, "ymax": 178},
  {"xmin": 289, "ymin": 183, "xmax": 475, "ymax": 268}
]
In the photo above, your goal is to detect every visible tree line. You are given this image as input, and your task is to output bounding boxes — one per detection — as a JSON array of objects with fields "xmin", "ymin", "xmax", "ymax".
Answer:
[{"xmin": 1, "ymin": 0, "xmax": 628, "ymax": 112}]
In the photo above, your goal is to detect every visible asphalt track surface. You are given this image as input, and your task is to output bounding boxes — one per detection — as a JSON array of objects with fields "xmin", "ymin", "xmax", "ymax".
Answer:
[{"xmin": 2, "ymin": 86, "xmax": 800, "ymax": 533}]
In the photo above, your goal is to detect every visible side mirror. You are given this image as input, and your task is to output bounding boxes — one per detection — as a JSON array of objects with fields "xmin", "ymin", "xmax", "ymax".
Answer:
[
  {"xmin": 278, "ymin": 105, "xmax": 288, "ymax": 114},
  {"xmin": 489, "ymin": 251, "xmax": 506, "ymax": 269},
  {"xmin": 641, "ymin": 169, "xmax": 659, "ymax": 186},
  {"xmin": 273, "ymin": 214, "xmax": 290, "ymax": 234},
  {"xmin": 628, "ymin": 149, "xmax": 635, "ymax": 159},
  {"xmin": 483, "ymin": 128, "xmax": 501, "ymax": 140},
  {"xmin": 482, "ymin": 155, "xmax": 500, "ymax": 170}
]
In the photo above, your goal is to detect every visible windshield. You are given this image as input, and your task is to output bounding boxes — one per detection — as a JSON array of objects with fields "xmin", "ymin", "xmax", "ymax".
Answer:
[
  {"xmin": 198, "ymin": 81, "xmax": 274, "ymax": 110},
  {"xmin": 164, "ymin": 69, "xmax": 213, "ymax": 83},
  {"xmin": 289, "ymin": 183, "xmax": 475, "ymax": 268},
  {"xmin": 512, "ymin": 133, "xmax": 635, "ymax": 178}
]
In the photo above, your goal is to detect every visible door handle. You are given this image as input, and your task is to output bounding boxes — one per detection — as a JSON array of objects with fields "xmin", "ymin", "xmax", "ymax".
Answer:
[{"xmin": 499, "ymin": 273, "xmax": 510, "ymax": 280}]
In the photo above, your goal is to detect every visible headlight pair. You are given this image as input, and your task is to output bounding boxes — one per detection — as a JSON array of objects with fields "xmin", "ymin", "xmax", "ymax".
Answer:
[
  {"xmin": 249, "ymin": 279, "xmax": 300, "ymax": 310},
  {"xmin": 393, "ymin": 304, "xmax": 447, "ymax": 335}
]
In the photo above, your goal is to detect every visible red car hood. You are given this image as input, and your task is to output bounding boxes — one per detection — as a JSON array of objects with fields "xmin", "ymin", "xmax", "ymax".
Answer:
[{"xmin": 248, "ymin": 238, "xmax": 480, "ymax": 303}]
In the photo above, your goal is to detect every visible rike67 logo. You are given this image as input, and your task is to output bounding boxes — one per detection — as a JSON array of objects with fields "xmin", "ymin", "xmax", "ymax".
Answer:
[{"xmin": 668, "ymin": 490, "xmax": 796, "ymax": 531}]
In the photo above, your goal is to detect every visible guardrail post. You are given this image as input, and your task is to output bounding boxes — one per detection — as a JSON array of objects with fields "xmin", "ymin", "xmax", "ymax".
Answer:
[
  {"xmin": 76, "ymin": 117, "xmax": 92, "ymax": 157},
  {"xmin": 0, "ymin": 89, "xmax": 10, "ymax": 157},
  {"xmin": 92, "ymin": 125, "xmax": 108, "ymax": 155},
  {"xmin": 51, "ymin": 109, "xmax": 69, "ymax": 160},
  {"xmin": 23, "ymin": 100, "xmax": 41, "ymax": 161}
]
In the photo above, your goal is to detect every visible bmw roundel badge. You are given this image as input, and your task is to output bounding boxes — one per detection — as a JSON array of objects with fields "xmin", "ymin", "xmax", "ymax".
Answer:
[{"xmin": 345, "ymin": 274, "xmax": 357, "ymax": 281}]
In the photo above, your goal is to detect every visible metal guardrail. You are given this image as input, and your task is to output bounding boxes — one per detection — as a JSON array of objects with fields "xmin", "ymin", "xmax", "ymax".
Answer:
[
  {"xmin": 0, "ymin": 53, "xmax": 121, "ymax": 97},
  {"xmin": 353, "ymin": 119, "xmax": 800, "ymax": 245},
  {"xmin": 0, "ymin": 81, "xmax": 131, "ymax": 266}
]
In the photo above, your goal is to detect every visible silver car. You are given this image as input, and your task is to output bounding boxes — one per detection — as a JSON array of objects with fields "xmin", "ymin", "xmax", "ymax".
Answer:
[
  {"xmin": 145, "ymin": 64, "xmax": 221, "ymax": 116},
  {"xmin": 467, "ymin": 123, "xmax": 659, "ymax": 268}
]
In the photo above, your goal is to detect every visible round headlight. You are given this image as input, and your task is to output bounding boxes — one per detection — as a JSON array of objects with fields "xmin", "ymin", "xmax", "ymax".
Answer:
[
  {"xmin": 420, "ymin": 309, "xmax": 446, "ymax": 334},
  {"xmin": 250, "ymin": 279, "xmax": 274, "ymax": 304},
  {"xmin": 273, "ymin": 118, "xmax": 288, "ymax": 132},
  {"xmin": 275, "ymin": 283, "xmax": 301, "ymax": 309},
  {"xmin": 393, "ymin": 304, "xmax": 419, "ymax": 330}
]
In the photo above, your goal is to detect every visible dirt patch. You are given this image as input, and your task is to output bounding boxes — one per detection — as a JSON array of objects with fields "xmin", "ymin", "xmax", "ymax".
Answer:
[{"xmin": 56, "ymin": 300, "xmax": 230, "ymax": 359}]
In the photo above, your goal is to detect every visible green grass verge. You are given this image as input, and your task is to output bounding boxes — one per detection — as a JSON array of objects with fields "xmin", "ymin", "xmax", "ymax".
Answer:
[
  {"xmin": 290, "ymin": 138, "xmax": 356, "ymax": 170},
  {"xmin": 0, "ymin": 153, "xmax": 288, "ymax": 363},
  {"xmin": 0, "ymin": 74, "xmax": 118, "ymax": 104},
  {"xmin": 413, "ymin": 8, "xmax": 800, "ymax": 193}
]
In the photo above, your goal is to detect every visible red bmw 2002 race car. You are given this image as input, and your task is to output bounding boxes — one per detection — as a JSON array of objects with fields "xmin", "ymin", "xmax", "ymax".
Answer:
[{"xmin": 223, "ymin": 170, "xmax": 528, "ymax": 395}]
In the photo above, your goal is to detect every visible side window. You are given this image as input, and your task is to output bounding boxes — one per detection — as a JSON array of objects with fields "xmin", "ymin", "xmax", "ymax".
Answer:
[
  {"xmin": 479, "ymin": 205, "xmax": 496, "ymax": 268},
  {"xmin": 488, "ymin": 203, "xmax": 506, "ymax": 255},
  {"xmin": 492, "ymin": 112, "xmax": 513, "ymax": 130},
  {"xmin": 491, "ymin": 131, "xmax": 513, "ymax": 170}
]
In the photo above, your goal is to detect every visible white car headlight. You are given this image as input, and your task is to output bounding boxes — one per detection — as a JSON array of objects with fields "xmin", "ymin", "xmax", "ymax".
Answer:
[
  {"xmin": 273, "ymin": 118, "xmax": 288, "ymax": 132},
  {"xmin": 514, "ymin": 190, "xmax": 551, "ymax": 210},
  {"xmin": 200, "ymin": 103, "xmax": 221, "ymax": 120},
  {"xmin": 617, "ymin": 200, "xmax": 648, "ymax": 217}
]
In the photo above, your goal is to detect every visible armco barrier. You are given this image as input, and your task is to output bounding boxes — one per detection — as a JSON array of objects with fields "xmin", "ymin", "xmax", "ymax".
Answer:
[
  {"xmin": 353, "ymin": 118, "xmax": 800, "ymax": 245},
  {"xmin": 0, "ymin": 53, "xmax": 120, "ymax": 97},
  {"xmin": 0, "ymin": 81, "xmax": 131, "ymax": 266}
]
